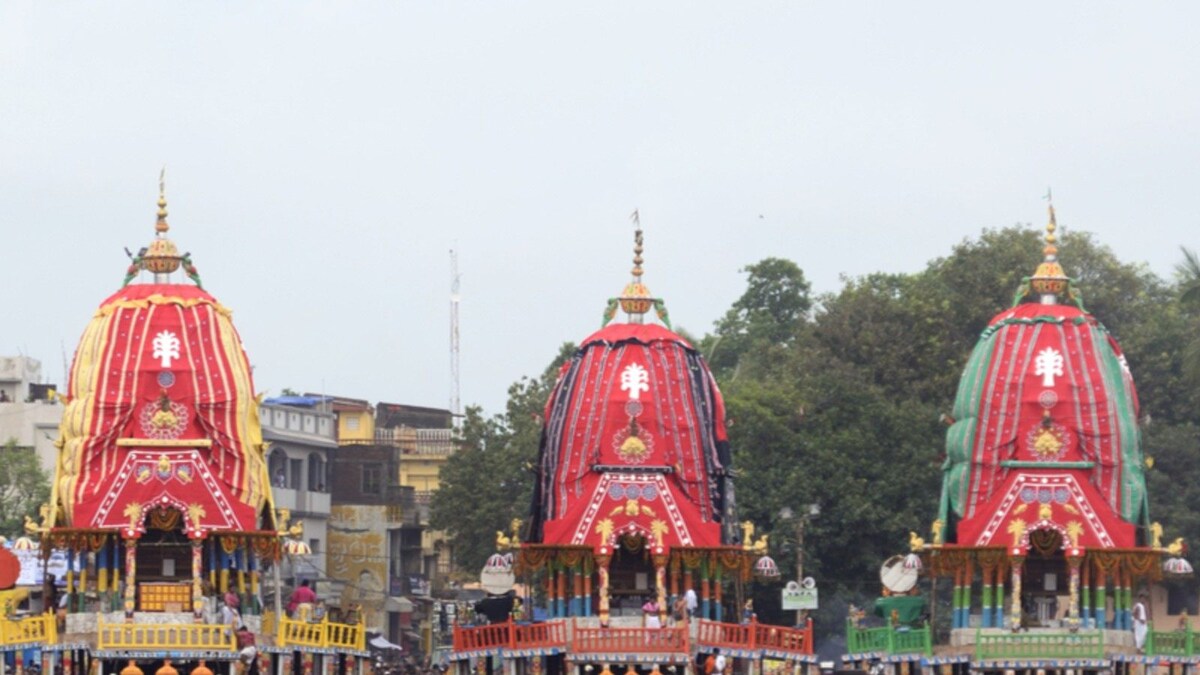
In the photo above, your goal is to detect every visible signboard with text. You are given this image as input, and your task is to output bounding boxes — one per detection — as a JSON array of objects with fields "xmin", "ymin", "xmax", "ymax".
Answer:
[{"xmin": 782, "ymin": 580, "xmax": 818, "ymax": 610}]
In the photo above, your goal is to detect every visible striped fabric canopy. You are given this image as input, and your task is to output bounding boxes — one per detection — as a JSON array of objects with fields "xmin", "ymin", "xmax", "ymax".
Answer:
[
  {"xmin": 54, "ymin": 283, "xmax": 271, "ymax": 535},
  {"xmin": 939, "ymin": 302, "xmax": 1145, "ymax": 547},
  {"xmin": 530, "ymin": 323, "xmax": 734, "ymax": 552}
]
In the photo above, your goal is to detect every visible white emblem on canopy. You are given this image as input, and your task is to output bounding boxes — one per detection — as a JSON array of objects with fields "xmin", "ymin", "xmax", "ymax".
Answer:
[
  {"xmin": 1035, "ymin": 347, "xmax": 1064, "ymax": 387},
  {"xmin": 620, "ymin": 363, "xmax": 649, "ymax": 401},
  {"xmin": 152, "ymin": 330, "xmax": 182, "ymax": 368}
]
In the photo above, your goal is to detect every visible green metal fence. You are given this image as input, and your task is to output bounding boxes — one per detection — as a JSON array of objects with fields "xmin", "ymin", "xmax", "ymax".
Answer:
[
  {"xmin": 846, "ymin": 621, "xmax": 932, "ymax": 656},
  {"xmin": 1147, "ymin": 628, "xmax": 1196, "ymax": 657},
  {"xmin": 974, "ymin": 628, "xmax": 1104, "ymax": 660}
]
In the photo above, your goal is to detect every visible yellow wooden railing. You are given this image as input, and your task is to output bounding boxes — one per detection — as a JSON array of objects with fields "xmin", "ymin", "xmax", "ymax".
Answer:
[
  {"xmin": 277, "ymin": 615, "xmax": 366, "ymax": 651},
  {"xmin": 97, "ymin": 618, "xmax": 235, "ymax": 651},
  {"xmin": 0, "ymin": 613, "xmax": 57, "ymax": 646}
]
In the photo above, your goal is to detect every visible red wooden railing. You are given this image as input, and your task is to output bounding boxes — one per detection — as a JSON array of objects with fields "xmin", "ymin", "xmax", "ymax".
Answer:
[
  {"xmin": 573, "ymin": 620, "xmax": 689, "ymax": 654},
  {"xmin": 697, "ymin": 619, "xmax": 813, "ymax": 655},
  {"xmin": 514, "ymin": 620, "xmax": 568, "ymax": 650},
  {"xmin": 453, "ymin": 621, "xmax": 511, "ymax": 652},
  {"xmin": 453, "ymin": 617, "xmax": 810, "ymax": 656},
  {"xmin": 452, "ymin": 619, "xmax": 568, "ymax": 652}
]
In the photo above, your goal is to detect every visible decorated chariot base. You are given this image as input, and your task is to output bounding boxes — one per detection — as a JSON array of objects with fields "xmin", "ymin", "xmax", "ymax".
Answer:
[
  {"xmin": 841, "ymin": 203, "xmax": 1197, "ymax": 675},
  {"xmin": 450, "ymin": 227, "xmax": 816, "ymax": 675},
  {"xmin": 0, "ymin": 182, "xmax": 365, "ymax": 675}
]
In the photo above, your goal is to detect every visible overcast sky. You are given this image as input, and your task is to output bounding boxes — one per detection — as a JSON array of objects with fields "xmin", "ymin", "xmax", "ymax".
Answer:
[{"xmin": 3, "ymin": 3, "xmax": 1197, "ymax": 415}]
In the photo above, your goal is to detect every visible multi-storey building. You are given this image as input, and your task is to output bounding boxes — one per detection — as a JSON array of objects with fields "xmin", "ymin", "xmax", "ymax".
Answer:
[
  {"xmin": 260, "ymin": 397, "xmax": 336, "ymax": 596},
  {"xmin": 324, "ymin": 398, "xmax": 455, "ymax": 658},
  {"xmin": 0, "ymin": 355, "xmax": 63, "ymax": 475}
]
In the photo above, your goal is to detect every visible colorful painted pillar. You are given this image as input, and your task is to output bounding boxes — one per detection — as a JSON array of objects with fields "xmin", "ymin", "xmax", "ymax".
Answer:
[
  {"xmin": 951, "ymin": 567, "xmax": 963, "ymax": 629},
  {"xmin": 994, "ymin": 562, "xmax": 1006, "ymax": 629},
  {"xmin": 111, "ymin": 537, "xmax": 122, "ymax": 610},
  {"xmin": 980, "ymin": 560, "xmax": 995, "ymax": 628},
  {"xmin": 1110, "ymin": 563, "xmax": 1123, "ymax": 630},
  {"xmin": 654, "ymin": 553, "xmax": 668, "ymax": 624},
  {"xmin": 1066, "ymin": 547, "xmax": 1084, "ymax": 629},
  {"xmin": 1008, "ymin": 549, "xmax": 1026, "ymax": 632},
  {"xmin": 97, "ymin": 539, "xmax": 109, "ymax": 610},
  {"xmin": 123, "ymin": 535, "xmax": 138, "ymax": 620},
  {"xmin": 683, "ymin": 568, "xmax": 694, "ymax": 608},
  {"xmin": 964, "ymin": 556, "xmax": 975, "ymax": 628},
  {"xmin": 583, "ymin": 560, "xmax": 593, "ymax": 617},
  {"xmin": 1095, "ymin": 565, "xmax": 1108, "ymax": 628},
  {"xmin": 192, "ymin": 539, "xmax": 205, "ymax": 622},
  {"xmin": 570, "ymin": 567, "xmax": 582, "ymax": 617},
  {"xmin": 596, "ymin": 554, "xmax": 611, "ymax": 626},
  {"xmin": 65, "ymin": 549, "xmax": 76, "ymax": 612},
  {"xmin": 1084, "ymin": 554, "xmax": 1094, "ymax": 624},
  {"xmin": 78, "ymin": 549, "xmax": 89, "ymax": 610},
  {"xmin": 713, "ymin": 565, "xmax": 724, "ymax": 623},
  {"xmin": 1120, "ymin": 564, "xmax": 1133, "ymax": 630},
  {"xmin": 670, "ymin": 556, "xmax": 680, "ymax": 602},
  {"xmin": 700, "ymin": 563, "xmax": 711, "ymax": 620},
  {"xmin": 555, "ymin": 568, "xmax": 566, "ymax": 618}
]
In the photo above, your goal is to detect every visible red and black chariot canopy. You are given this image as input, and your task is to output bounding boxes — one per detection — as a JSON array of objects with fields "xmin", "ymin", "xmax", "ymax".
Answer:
[{"xmin": 529, "ymin": 228, "xmax": 737, "ymax": 554}]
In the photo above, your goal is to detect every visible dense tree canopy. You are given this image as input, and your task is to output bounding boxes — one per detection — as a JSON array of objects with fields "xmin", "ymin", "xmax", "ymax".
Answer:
[
  {"xmin": 0, "ymin": 439, "xmax": 50, "ymax": 538},
  {"xmin": 434, "ymin": 226, "xmax": 1200, "ymax": 643}
]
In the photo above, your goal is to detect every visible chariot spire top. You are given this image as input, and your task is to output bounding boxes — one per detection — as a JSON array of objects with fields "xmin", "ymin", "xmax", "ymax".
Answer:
[
  {"xmin": 618, "ymin": 211, "xmax": 653, "ymax": 322},
  {"xmin": 1028, "ymin": 191, "xmax": 1069, "ymax": 304},
  {"xmin": 142, "ymin": 168, "xmax": 182, "ymax": 278}
]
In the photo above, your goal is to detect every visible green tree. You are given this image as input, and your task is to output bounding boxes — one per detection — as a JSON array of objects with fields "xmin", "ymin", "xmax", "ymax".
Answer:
[
  {"xmin": 711, "ymin": 227, "xmax": 1194, "ymax": 641},
  {"xmin": 430, "ymin": 344, "xmax": 575, "ymax": 574},
  {"xmin": 1175, "ymin": 247, "xmax": 1200, "ymax": 387},
  {"xmin": 0, "ymin": 439, "xmax": 51, "ymax": 538},
  {"xmin": 705, "ymin": 258, "xmax": 812, "ymax": 378}
]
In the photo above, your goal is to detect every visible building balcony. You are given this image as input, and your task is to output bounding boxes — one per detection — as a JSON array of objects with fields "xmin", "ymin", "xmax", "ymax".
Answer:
[
  {"xmin": 353, "ymin": 427, "xmax": 455, "ymax": 455},
  {"xmin": 273, "ymin": 487, "xmax": 331, "ymax": 515}
]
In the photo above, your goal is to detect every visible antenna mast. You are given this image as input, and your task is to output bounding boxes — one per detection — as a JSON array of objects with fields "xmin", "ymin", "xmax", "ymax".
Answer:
[{"xmin": 450, "ymin": 248, "xmax": 462, "ymax": 418}]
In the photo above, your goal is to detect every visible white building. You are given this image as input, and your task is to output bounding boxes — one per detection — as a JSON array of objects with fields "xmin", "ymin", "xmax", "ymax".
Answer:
[
  {"xmin": 0, "ymin": 356, "xmax": 62, "ymax": 475},
  {"xmin": 261, "ymin": 396, "xmax": 336, "ymax": 594}
]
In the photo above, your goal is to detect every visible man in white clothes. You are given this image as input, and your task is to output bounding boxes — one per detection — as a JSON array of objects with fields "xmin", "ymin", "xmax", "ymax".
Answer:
[
  {"xmin": 713, "ymin": 649, "xmax": 727, "ymax": 675},
  {"xmin": 1133, "ymin": 591, "xmax": 1149, "ymax": 653},
  {"xmin": 685, "ymin": 588, "xmax": 698, "ymax": 618}
]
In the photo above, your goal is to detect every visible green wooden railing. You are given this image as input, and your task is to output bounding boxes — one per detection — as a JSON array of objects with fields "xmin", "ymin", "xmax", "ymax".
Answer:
[
  {"xmin": 846, "ymin": 621, "xmax": 932, "ymax": 656},
  {"xmin": 1147, "ymin": 628, "xmax": 1196, "ymax": 657},
  {"xmin": 974, "ymin": 628, "xmax": 1104, "ymax": 660}
]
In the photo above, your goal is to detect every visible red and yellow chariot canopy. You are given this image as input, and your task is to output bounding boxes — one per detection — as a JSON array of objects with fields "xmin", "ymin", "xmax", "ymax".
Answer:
[{"xmin": 55, "ymin": 283, "xmax": 271, "ymax": 536}]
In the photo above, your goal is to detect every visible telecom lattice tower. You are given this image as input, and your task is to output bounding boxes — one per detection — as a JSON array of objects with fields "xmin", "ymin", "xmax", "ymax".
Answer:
[{"xmin": 449, "ymin": 248, "xmax": 461, "ymax": 418}]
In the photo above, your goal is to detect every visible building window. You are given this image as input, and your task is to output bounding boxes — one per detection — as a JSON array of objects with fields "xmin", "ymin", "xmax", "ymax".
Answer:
[
  {"xmin": 309, "ymin": 454, "xmax": 326, "ymax": 491},
  {"xmin": 362, "ymin": 463, "xmax": 382, "ymax": 495},
  {"xmin": 346, "ymin": 417, "xmax": 360, "ymax": 431}
]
